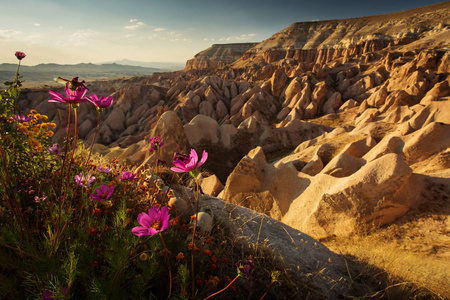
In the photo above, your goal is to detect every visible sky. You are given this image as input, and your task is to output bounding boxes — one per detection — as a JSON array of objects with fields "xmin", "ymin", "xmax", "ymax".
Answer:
[{"xmin": 0, "ymin": 0, "xmax": 446, "ymax": 66}]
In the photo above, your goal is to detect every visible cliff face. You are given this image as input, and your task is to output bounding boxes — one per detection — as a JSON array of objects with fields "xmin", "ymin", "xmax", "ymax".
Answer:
[
  {"xmin": 185, "ymin": 43, "xmax": 258, "ymax": 70},
  {"xmin": 226, "ymin": 2, "xmax": 449, "ymax": 68}
]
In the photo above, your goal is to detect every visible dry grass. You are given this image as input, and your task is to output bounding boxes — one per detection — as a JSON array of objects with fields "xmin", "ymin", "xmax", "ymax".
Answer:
[{"xmin": 322, "ymin": 219, "xmax": 450, "ymax": 299}]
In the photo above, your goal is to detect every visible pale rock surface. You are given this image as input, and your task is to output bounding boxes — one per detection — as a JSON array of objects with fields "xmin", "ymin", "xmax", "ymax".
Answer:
[
  {"xmin": 402, "ymin": 122, "xmax": 450, "ymax": 165},
  {"xmin": 362, "ymin": 135, "xmax": 405, "ymax": 163},
  {"xmin": 200, "ymin": 174, "xmax": 224, "ymax": 197},
  {"xmin": 320, "ymin": 153, "xmax": 366, "ymax": 177},
  {"xmin": 282, "ymin": 154, "xmax": 414, "ymax": 238},
  {"xmin": 301, "ymin": 154, "xmax": 323, "ymax": 176},
  {"xmin": 339, "ymin": 135, "xmax": 377, "ymax": 158},
  {"xmin": 184, "ymin": 115, "xmax": 219, "ymax": 145}
]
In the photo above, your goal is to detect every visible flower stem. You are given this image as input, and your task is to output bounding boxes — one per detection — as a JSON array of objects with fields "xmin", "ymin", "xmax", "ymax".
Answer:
[
  {"xmin": 191, "ymin": 178, "xmax": 200, "ymax": 299},
  {"xmin": 203, "ymin": 275, "xmax": 239, "ymax": 300},
  {"xmin": 259, "ymin": 281, "xmax": 275, "ymax": 300},
  {"xmin": 159, "ymin": 233, "xmax": 172, "ymax": 299},
  {"xmin": 84, "ymin": 111, "xmax": 100, "ymax": 169}
]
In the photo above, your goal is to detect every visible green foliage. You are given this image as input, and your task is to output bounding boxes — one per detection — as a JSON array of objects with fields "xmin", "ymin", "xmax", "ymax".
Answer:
[{"xmin": 0, "ymin": 58, "xmax": 287, "ymax": 300}]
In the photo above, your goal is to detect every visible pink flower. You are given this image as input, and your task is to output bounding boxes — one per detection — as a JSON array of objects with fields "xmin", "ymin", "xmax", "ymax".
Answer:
[
  {"xmin": 86, "ymin": 93, "xmax": 113, "ymax": 109},
  {"xmin": 75, "ymin": 173, "xmax": 95, "ymax": 187},
  {"xmin": 149, "ymin": 135, "xmax": 164, "ymax": 153},
  {"xmin": 132, "ymin": 206, "xmax": 170, "ymax": 237},
  {"xmin": 13, "ymin": 114, "xmax": 31, "ymax": 122},
  {"xmin": 118, "ymin": 170, "xmax": 137, "ymax": 181},
  {"xmin": 48, "ymin": 77, "xmax": 88, "ymax": 105},
  {"xmin": 96, "ymin": 165, "xmax": 111, "ymax": 173},
  {"xmin": 171, "ymin": 149, "xmax": 208, "ymax": 175},
  {"xmin": 48, "ymin": 144, "xmax": 61, "ymax": 156},
  {"xmin": 15, "ymin": 51, "xmax": 26, "ymax": 60},
  {"xmin": 90, "ymin": 184, "xmax": 114, "ymax": 201}
]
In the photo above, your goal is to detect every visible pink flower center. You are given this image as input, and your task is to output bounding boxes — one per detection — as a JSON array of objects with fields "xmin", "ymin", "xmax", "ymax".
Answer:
[{"xmin": 149, "ymin": 220, "xmax": 162, "ymax": 230}]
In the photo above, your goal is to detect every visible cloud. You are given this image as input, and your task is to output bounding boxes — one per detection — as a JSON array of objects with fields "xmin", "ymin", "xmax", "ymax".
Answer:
[
  {"xmin": 34, "ymin": 23, "xmax": 41, "ymax": 27},
  {"xmin": 72, "ymin": 29, "xmax": 97, "ymax": 38},
  {"xmin": 124, "ymin": 20, "xmax": 147, "ymax": 30},
  {"xmin": 236, "ymin": 33, "xmax": 257, "ymax": 40},
  {"xmin": 0, "ymin": 30, "xmax": 22, "ymax": 40},
  {"xmin": 154, "ymin": 28, "xmax": 165, "ymax": 32}
]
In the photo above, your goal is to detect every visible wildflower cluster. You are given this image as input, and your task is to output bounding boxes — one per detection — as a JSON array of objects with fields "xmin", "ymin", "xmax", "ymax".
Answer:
[
  {"xmin": 6, "ymin": 110, "xmax": 57, "ymax": 151},
  {"xmin": 0, "ymin": 52, "xmax": 285, "ymax": 300}
]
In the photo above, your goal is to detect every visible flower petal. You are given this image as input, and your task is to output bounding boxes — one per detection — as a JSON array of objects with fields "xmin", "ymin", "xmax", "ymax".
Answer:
[
  {"xmin": 137, "ymin": 212, "xmax": 152, "ymax": 227},
  {"xmin": 132, "ymin": 226, "xmax": 150, "ymax": 237},
  {"xmin": 198, "ymin": 150, "xmax": 208, "ymax": 167}
]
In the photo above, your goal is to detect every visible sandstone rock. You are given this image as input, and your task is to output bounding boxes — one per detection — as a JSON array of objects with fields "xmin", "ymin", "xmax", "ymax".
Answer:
[
  {"xmin": 383, "ymin": 105, "xmax": 416, "ymax": 123},
  {"xmin": 149, "ymin": 111, "xmax": 190, "ymax": 166},
  {"xmin": 408, "ymin": 99, "xmax": 450, "ymax": 130},
  {"xmin": 420, "ymin": 80, "xmax": 450, "ymax": 105},
  {"xmin": 338, "ymin": 99, "xmax": 358, "ymax": 112},
  {"xmin": 104, "ymin": 107, "xmax": 125, "ymax": 132},
  {"xmin": 270, "ymin": 69, "xmax": 288, "ymax": 97},
  {"xmin": 322, "ymin": 91, "xmax": 342, "ymax": 115},
  {"xmin": 366, "ymin": 85, "xmax": 388, "ymax": 107},
  {"xmin": 362, "ymin": 135, "xmax": 405, "ymax": 162},
  {"xmin": 184, "ymin": 115, "xmax": 219, "ymax": 145},
  {"xmin": 301, "ymin": 154, "xmax": 323, "ymax": 176},
  {"xmin": 402, "ymin": 122, "xmax": 450, "ymax": 165},
  {"xmin": 200, "ymin": 174, "xmax": 224, "ymax": 197},
  {"xmin": 222, "ymin": 147, "xmax": 266, "ymax": 203},
  {"xmin": 354, "ymin": 108, "xmax": 379, "ymax": 127},
  {"xmin": 237, "ymin": 116, "xmax": 259, "ymax": 133},
  {"xmin": 282, "ymin": 154, "xmax": 413, "ymax": 239},
  {"xmin": 339, "ymin": 135, "xmax": 377, "ymax": 158},
  {"xmin": 320, "ymin": 153, "xmax": 366, "ymax": 177}
]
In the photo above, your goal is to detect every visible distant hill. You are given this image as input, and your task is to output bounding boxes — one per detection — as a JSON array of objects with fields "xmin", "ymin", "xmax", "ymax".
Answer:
[
  {"xmin": 0, "ymin": 62, "xmax": 171, "ymax": 88},
  {"xmin": 97, "ymin": 59, "xmax": 185, "ymax": 71}
]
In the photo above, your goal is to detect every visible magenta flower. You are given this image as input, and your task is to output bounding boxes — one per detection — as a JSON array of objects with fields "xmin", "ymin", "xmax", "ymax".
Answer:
[
  {"xmin": 118, "ymin": 170, "xmax": 138, "ymax": 181},
  {"xmin": 149, "ymin": 135, "xmax": 164, "ymax": 153},
  {"xmin": 132, "ymin": 206, "xmax": 170, "ymax": 237},
  {"xmin": 86, "ymin": 93, "xmax": 114, "ymax": 109},
  {"xmin": 236, "ymin": 259, "xmax": 255, "ymax": 279},
  {"xmin": 171, "ymin": 149, "xmax": 208, "ymax": 176},
  {"xmin": 13, "ymin": 114, "xmax": 31, "ymax": 123},
  {"xmin": 75, "ymin": 173, "xmax": 95, "ymax": 187},
  {"xmin": 34, "ymin": 192, "xmax": 47, "ymax": 203},
  {"xmin": 48, "ymin": 77, "xmax": 88, "ymax": 105},
  {"xmin": 90, "ymin": 184, "xmax": 114, "ymax": 201},
  {"xmin": 96, "ymin": 165, "xmax": 111, "ymax": 173},
  {"xmin": 48, "ymin": 144, "xmax": 61, "ymax": 156},
  {"xmin": 15, "ymin": 51, "xmax": 26, "ymax": 60}
]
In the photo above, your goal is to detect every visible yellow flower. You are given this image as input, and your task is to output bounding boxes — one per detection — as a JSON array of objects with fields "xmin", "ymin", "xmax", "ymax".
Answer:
[
  {"xmin": 49, "ymin": 123, "xmax": 57, "ymax": 129},
  {"xmin": 40, "ymin": 123, "xmax": 49, "ymax": 130},
  {"xmin": 45, "ymin": 131, "xmax": 54, "ymax": 137},
  {"xmin": 28, "ymin": 138, "xmax": 42, "ymax": 150}
]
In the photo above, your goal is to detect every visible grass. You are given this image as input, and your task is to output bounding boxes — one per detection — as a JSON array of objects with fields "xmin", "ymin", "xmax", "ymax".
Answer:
[{"xmin": 322, "ymin": 222, "xmax": 450, "ymax": 299}]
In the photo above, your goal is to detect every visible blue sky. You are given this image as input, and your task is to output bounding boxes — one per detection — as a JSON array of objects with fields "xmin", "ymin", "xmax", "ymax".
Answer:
[{"xmin": 0, "ymin": 0, "xmax": 445, "ymax": 66}]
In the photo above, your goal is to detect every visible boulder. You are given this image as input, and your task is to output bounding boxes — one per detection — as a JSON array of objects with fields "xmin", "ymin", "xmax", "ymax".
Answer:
[
  {"xmin": 320, "ymin": 153, "xmax": 366, "ymax": 177},
  {"xmin": 282, "ymin": 153, "xmax": 414, "ymax": 239},
  {"xmin": 184, "ymin": 115, "xmax": 219, "ymax": 145},
  {"xmin": 339, "ymin": 135, "xmax": 377, "ymax": 158},
  {"xmin": 203, "ymin": 196, "xmax": 351, "ymax": 298},
  {"xmin": 402, "ymin": 122, "xmax": 450, "ymax": 165},
  {"xmin": 200, "ymin": 174, "xmax": 224, "ymax": 197}
]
